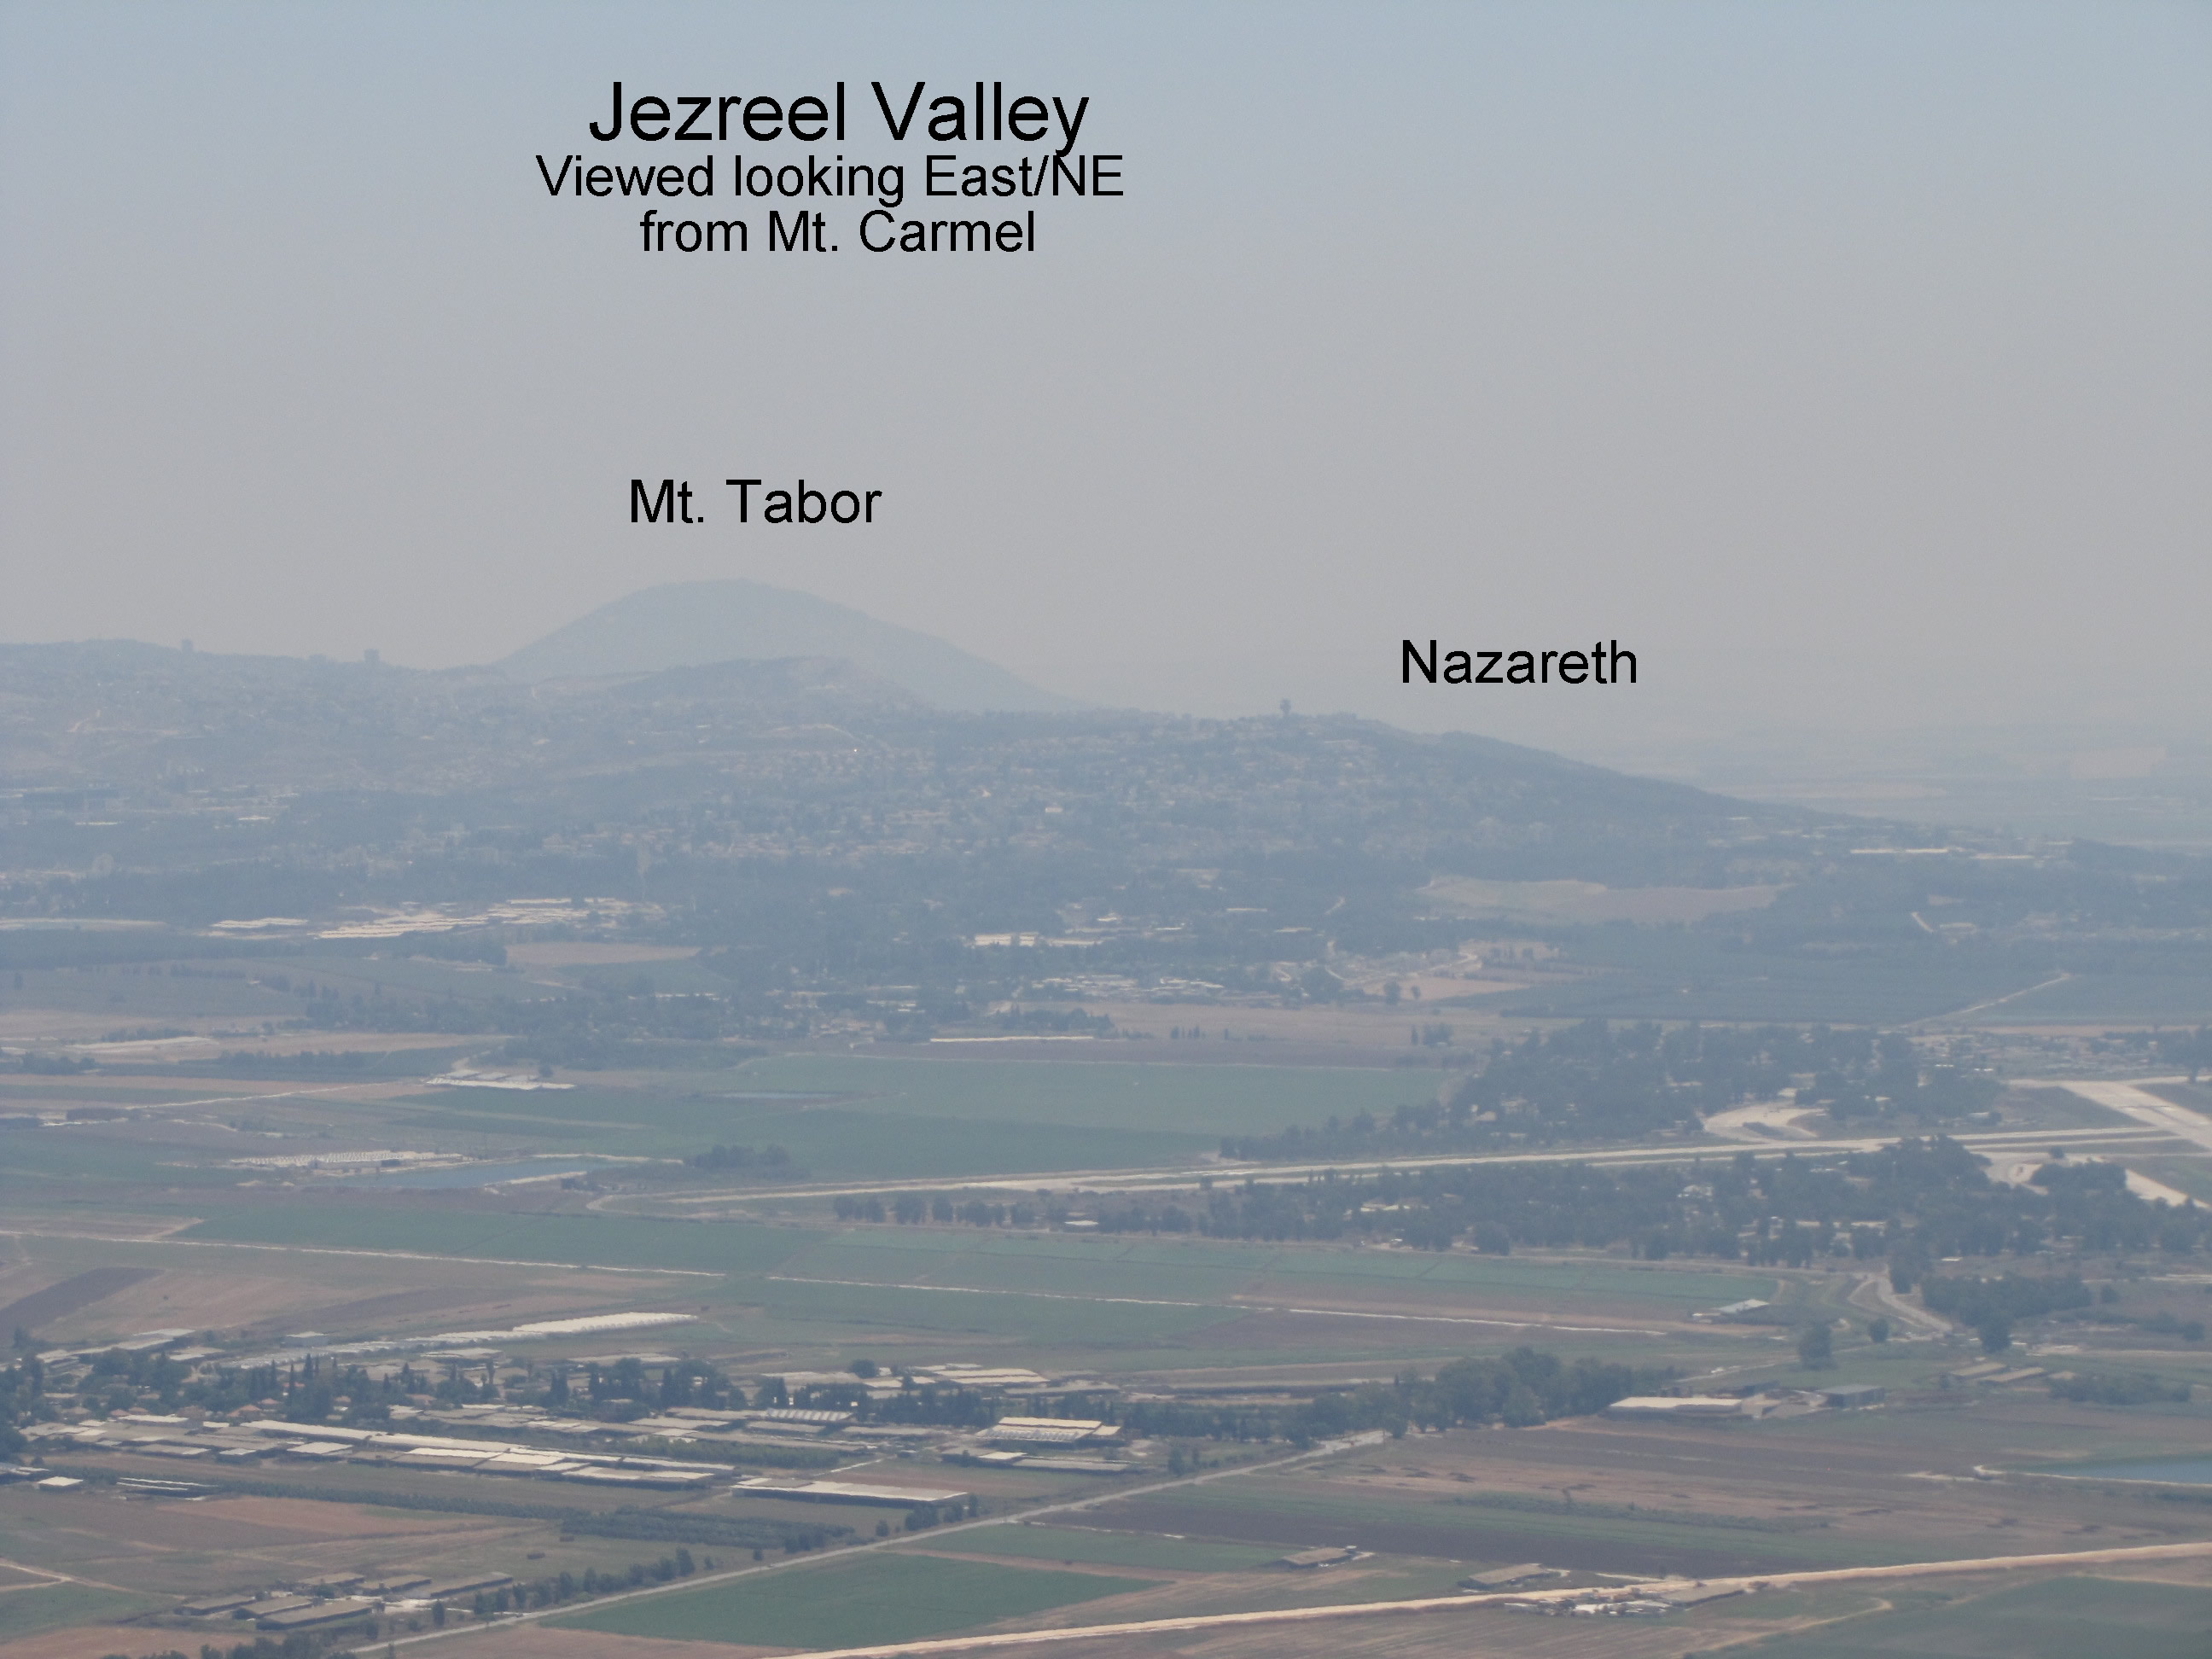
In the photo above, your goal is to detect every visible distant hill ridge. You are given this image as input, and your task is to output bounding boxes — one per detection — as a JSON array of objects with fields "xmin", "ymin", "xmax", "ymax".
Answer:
[{"xmin": 498, "ymin": 579, "xmax": 1075, "ymax": 713}]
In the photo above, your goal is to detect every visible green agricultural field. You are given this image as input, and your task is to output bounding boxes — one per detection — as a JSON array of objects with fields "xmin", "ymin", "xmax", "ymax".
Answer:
[
  {"xmin": 1732, "ymin": 1575, "xmax": 2212, "ymax": 1657},
  {"xmin": 388, "ymin": 1088, "xmax": 1214, "ymax": 1176},
  {"xmin": 1093, "ymin": 1479, "xmax": 1917, "ymax": 1573},
  {"xmin": 0, "ymin": 1580, "xmax": 166, "ymax": 1644},
  {"xmin": 176, "ymin": 1202, "xmax": 822, "ymax": 1273},
  {"xmin": 272, "ymin": 953, "xmax": 540, "ymax": 1002},
  {"xmin": 771, "ymin": 1230, "xmax": 1778, "ymax": 1320},
  {"xmin": 554, "ymin": 1551, "xmax": 1157, "ymax": 1648},
  {"xmin": 0, "ymin": 967, "xmax": 292, "ymax": 1018},
  {"xmin": 1259, "ymin": 1247, "xmax": 1778, "ymax": 1309},
  {"xmin": 0, "ymin": 1130, "xmax": 215, "ymax": 1191},
  {"xmin": 0, "ymin": 1080, "xmax": 236, "ymax": 1106},
  {"xmin": 1980, "ymin": 974, "xmax": 2212, "ymax": 1025},
  {"xmin": 731, "ymin": 1055, "xmax": 1440, "ymax": 1138},
  {"xmin": 919, "ymin": 1523, "xmax": 1279, "ymax": 1572},
  {"xmin": 748, "ymin": 1272, "xmax": 1231, "ymax": 1348}
]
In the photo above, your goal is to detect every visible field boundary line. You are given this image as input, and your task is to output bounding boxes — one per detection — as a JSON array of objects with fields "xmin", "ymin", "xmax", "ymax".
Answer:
[{"xmin": 0, "ymin": 1228, "xmax": 720, "ymax": 1278}]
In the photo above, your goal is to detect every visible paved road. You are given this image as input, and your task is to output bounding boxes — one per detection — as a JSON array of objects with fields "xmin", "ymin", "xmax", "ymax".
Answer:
[
  {"xmin": 622, "ymin": 1123, "xmax": 2187, "ymax": 1211},
  {"xmin": 1845, "ymin": 1270, "xmax": 1950, "ymax": 1337},
  {"xmin": 2028, "ymin": 1077, "xmax": 2212, "ymax": 1158}
]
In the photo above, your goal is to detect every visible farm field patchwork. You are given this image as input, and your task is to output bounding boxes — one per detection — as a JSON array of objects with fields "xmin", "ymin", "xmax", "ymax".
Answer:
[
  {"xmin": 386, "ymin": 1086, "xmax": 1220, "ymax": 1176},
  {"xmin": 552, "ymin": 1551, "xmax": 1160, "ymax": 1648},
  {"xmin": 0, "ymin": 1582, "xmax": 166, "ymax": 1644}
]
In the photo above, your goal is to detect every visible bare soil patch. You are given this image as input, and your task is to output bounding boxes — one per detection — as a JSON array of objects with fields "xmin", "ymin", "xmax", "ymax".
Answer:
[{"xmin": 0, "ymin": 1267, "xmax": 159, "ymax": 1336}]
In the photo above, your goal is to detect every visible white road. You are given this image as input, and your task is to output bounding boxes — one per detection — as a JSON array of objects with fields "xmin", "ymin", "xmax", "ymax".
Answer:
[
  {"xmin": 2028, "ymin": 1077, "xmax": 2212, "ymax": 1158},
  {"xmin": 628, "ymin": 1124, "xmax": 2192, "ymax": 1210}
]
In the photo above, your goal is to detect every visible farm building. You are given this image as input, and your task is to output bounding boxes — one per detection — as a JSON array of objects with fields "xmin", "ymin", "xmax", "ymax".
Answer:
[
  {"xmin": 1604, "ymin": 1395, "xmax": 1748, "ymax": 1419},
  {"xmin": 1276, "ymin": 1545, "xmax": 1360, "ymax": 1569},
  {"xmin": 1821, "ymin": 1383, "xmax": 1886, "ymax": 1408}
]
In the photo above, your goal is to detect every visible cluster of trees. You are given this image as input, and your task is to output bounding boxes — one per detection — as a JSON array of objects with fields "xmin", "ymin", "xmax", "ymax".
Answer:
[
  {"xmin": 286, "ymin": 973, "xmax": 766, "ymax": 1070},
  {"xmin": 1282, "ymin": 1351, "xmax": 1671, "ymax": 1441},
  {"xmin": 1221, "ymin": 1023, "xmax": 2000, "ymax": 1161},
  {"xmin": 1050, "ymin": 1352, "xmax": 1669, "ymax": 1447},
  {"xmin": 1010, "ymin": 1138, "xmax": 2209, "ymax": 1269},
  {"xmin": 9, "ymin": 1051, "xmax": 96, "ymax": 1074},
  {"xmin": 0, "ymin": 1350, "xmax": 43, "ymax": 1454},
  {"xmin": 5, "ymin": 1344, "xmax": 387, "ymax": 1427},
  {"xmin": 24, "ymin": 1346, "xmax": 741, "ymax": 1430},
  {"xmin": 1916, "ymin": 1272, "xmax": 2206, "ymax": 1353},
  {"xmin": 2155, "ymin": 1027, "xmax": 2212, "ymax": 1084},
  {"xmin": 570, "ymin": 1357, "xmax": 736, "ymax": 1412},
  {"xmin": 684, "ymin": 1143, "xmax": 793, "ymax": 1173},
  {"xmin": 1918, "ymin": 1273, "xmax": 2094, "ymax": 1352},
  {"xmin": 100, "ymin": 1641, "xmax": 340, "ymax": 1659},
  {"xmin": 833, "ymin": 1193, "xmax": 1045, "ymax": 1227},
  {"xmin": 989, "ymin": 1004, "xmax": 1115, "ymax": 1037},
  {"xmin": 469, "ymin": 1548, "xmax": 701, "ymax": 1618}
]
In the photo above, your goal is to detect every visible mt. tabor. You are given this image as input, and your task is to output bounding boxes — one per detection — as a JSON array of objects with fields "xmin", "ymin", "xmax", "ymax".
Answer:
[{"xmin": 499, "ymin": 579, "xmax": 1075, "ymax": 713}]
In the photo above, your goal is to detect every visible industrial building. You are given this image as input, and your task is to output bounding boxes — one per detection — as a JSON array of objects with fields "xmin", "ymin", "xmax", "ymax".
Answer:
[{"xmin": 981, "ymin": 1416, "xmax": 1121, "ymax": 1445}]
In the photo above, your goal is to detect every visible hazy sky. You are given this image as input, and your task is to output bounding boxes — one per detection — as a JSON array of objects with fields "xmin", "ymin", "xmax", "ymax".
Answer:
[{"xmin": 3, "ymin": 2, "xmax": 2205, "ymax": 760}]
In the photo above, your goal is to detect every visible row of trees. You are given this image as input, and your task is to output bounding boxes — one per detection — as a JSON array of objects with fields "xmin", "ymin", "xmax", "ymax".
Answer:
[
  {"xmin": 832, "ymin": 1193, "xmax": 1045, "ymax": 1227},
  {"xmin": 975, "ymin": 1138, "xmax": 2209, "ymax": 1264},
  {"xmin": 1284, "ymin": 1350, "xmax": 1672, "ymax": 1441}
]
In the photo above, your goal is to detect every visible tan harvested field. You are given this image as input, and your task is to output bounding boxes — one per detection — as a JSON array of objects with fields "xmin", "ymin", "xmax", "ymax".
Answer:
[
  {"xmin": 0, "ymin": 1627, "xmax": 202, "ymax": 1659},
  {"xmin": 0, "ymin": 1229, "xmax": 707, "ymax": 1347},
  {"xmin": 38, "ymin": 1260, "xmax": 682, "ymax": 1345},
  {"xmin": 0, "ymin": 1485, "xmax": 512, "ymax": 1596}
]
